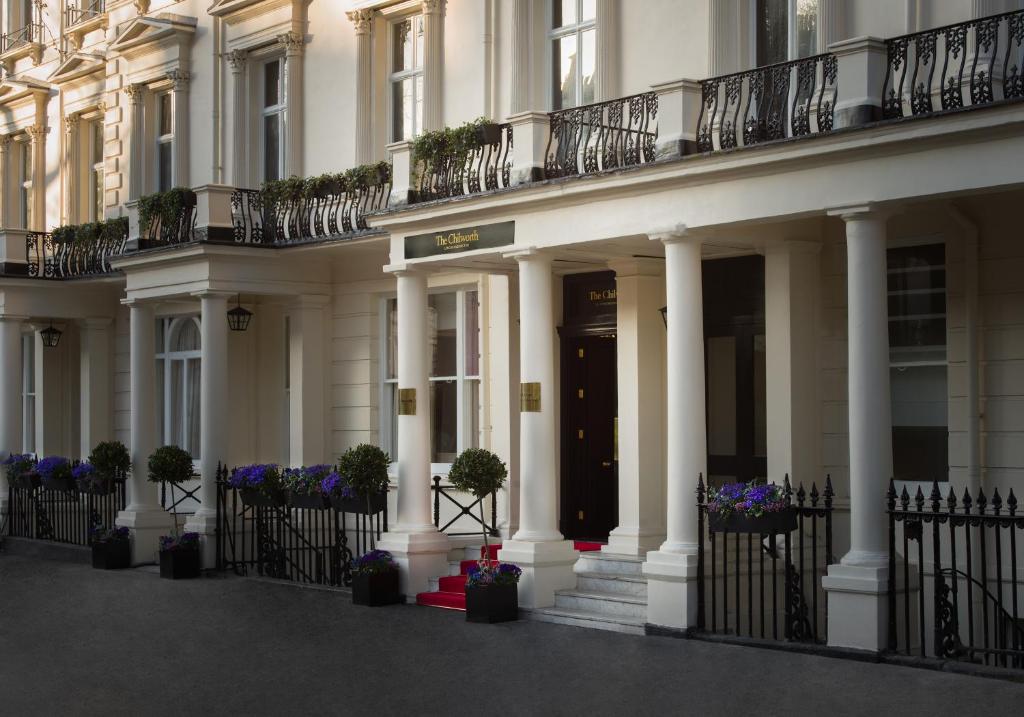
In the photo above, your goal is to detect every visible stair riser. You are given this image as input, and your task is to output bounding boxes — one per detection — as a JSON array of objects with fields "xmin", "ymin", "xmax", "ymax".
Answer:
[
  {"xmin": 574, "ymin": 556, "xmax": 644, "ymax": 577},
  {"xmin": 576, "ymin": 575, "xmax": 648, "ymax": 598},
  {"xmin": 529, "ymin": 611, "xmax": 645, "ymax": 636},
  {"xmin": 553, "ymin": 594, "xmax": 647, "ymax": 619}
]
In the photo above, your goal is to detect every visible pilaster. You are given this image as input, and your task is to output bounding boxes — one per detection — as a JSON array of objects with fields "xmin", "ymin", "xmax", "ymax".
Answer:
[
  {"xmin": 348, "ymin": 9, "xmax": 374, "ymax": 166},
  {"xmin": 595, "ymin": 0, "xmax": 619, "ymax": 101},
  {"xmin": 168, "ymin": 70, "xmax": 191, "ymax": 188},
  {"xmin": 79, "ymin": 318, "xmax": 113, "ymax": 459},
  {"xmin": 64, "ymin": 114, "xmax": 81, "ymax": 225},
  {"xmin": 228, "ymin": 50, "xmax": 248, "ymax": 187},
  {"xmin": 26, "ymin": 125, "xmax": 48, "ymax": 232},
  {"xmin": 278, "ymin": 31, "xmax": 305, "ymax": 177},
  {"xmin": 0, "ymin": 316, "xmax": 26, "ymax": 515},
  {"xmin": 288, "ymin": 295, "xmax": 328, "ymax": 467},
  {"xmin": 421, "ymin": 0, "xmax": 446, "ymax": 131},
  {"xmin": 125, "ymin": 84, "xmax": 146, "ymax": 201}
]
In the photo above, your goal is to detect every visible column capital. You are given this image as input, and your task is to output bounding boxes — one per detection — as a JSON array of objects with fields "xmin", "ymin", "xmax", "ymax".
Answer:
[
  {"xmin": 502, "ymin": 247, "xmax": 549, "ymax": 263},
  {"xmin": 0, "ymin": 134, "xmax": 11, "ymax": 149},
  {"xmin": 63, "ymin": 113, "xmax": 81, "ymax": 134},
  {"xmin": 385, "ymin": 261, "xmax": 431, "ymax": 277},
  {"xmin": 226, "ymin": 49, "xmax": 247, "ymax": 72},
  {"xmin": 277, "ymin": 31, "xmax": 305, "ymax": 55},
  {"xmin": 648, "ymin": 223, "xmax": 701, "ymax": 245},
  {"xmin": 347, "ymin": 8, "xmax": 374, "ymax": 35},
  {"xmin": 25, "ymin": 124, "xmax": 49, "ymax": 141},
  {"xmin": 190, "ymin": 289, "xmax": 235, "ymax": 301},
  {"xmin": 134, "ymin": 0, "xmax": 151, "ymax": 13},
  {"xmin": 167, "ymin": 69, "xmax": 191, "ymax": 90},
  {"xmin": 124, "ymin": 83, "xmax": 146, "ymax": 104},
  {"xmin": 826, "ymin": 203, "xmax": 893, "ymax": 222},
  {"xmin": 608, "ymin": 256, "xmax": 664, "ymax": 277},
  {"xmin": 120, "ymin": 297, "xmax": 155, "ymax": 309},
  {"xmin": 421, "ymin": 0, "xmax": 446, "ymax": 15}
]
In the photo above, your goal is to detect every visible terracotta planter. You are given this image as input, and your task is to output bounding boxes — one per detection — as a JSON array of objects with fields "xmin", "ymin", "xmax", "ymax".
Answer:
[
  {"xmin": 330, "ymin": 491, "xmax": 387, "ymax": 515},
  {"xmin": 708, "ymin": 507, "xmax": 797, "ymax": 535},
  {"xmin": 466, "ymin": 583, "xmax": 519, "ymax": 624},
  {"xmin": 352, "ymin": 570, "xmax": 401, "ymax": 606}
]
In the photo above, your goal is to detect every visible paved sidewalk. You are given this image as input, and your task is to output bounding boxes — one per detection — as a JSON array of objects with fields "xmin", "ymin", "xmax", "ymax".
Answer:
[{"xmin": 1, "ymin": 555, "xmax": 1021, "ymax": 716}]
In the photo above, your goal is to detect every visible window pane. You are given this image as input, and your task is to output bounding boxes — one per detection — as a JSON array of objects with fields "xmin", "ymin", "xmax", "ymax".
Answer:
[
  {"xmin": 92, "ymin": 169, "xmax": 104, "ymax": 220},
  {"xmin": 464, "ymin": 291, "xmax": 479, "ymax": 376},
  {"xmin": 170, "ymin": 360, "xmax": 183, "ymax": 448},
  {"xmin": 580, "ymin": 28, "xmax": 596, "ymax": 105},
  {"xmin": 466, "ymin": 379, "xmax": 480, "ymax": 449},
  {"xmin": 392, "ymin": 78, "xmax": 413, "ymax": 141},
  {"xmin": 706, "ymin": 336, "xmax": 737, "ymax": 455},
  {"xmin": 155, "ymin": 358, "xmax": 164, "ymax": 444},
  {"xmin": 891, "ymin": 366, "xmax": 948, "ymax": 482},
  {"xmin": 554, "ymin": 34, "xmax": 577, "ymax": 109},
  {"xmin": 22, "ymin": 141, "xmax": 31, "ymax": 177},
  {"xmin": 386, "ymin": 383, "xmax": 398, "ymax": 459},
  {"xmin": 23, "ymin": 186, "xmax": 31, "ymax": 229},
  {"xmin": 429, "ymin": 293, "xmax": 457, "ymax": 377},
  {"xmin": 796, "ymin": 0, "xmax": 818, "ymax": 58},
  {"xmin": 92, "ymin": 121, "xmax": 103, "ymax": 162},
  {"xmin": 159, "ymin": 93, "xmax": 172, "ymax": 136},
  {"xmin": 264, "ymin": 60, "xmax": 280, "ymax": 107},
  {"xmin": 554, "ymin": 0, "xmax": 577, "ymax": 28},
  {"xmin": 430, "ymin": 380, "xmax": 457, "ymax": 463},
  {"xmin": 756, "ymin": 0, "xmax": 788, "ymax": 66},
  {"xmin": 415, "ymin": 75, "xmax": 423, "ymax": 137},
  {"xmin": 173, "ymin": 319, "xmax": 200, "ymax": 352},
  {"xmin": 263, "ymin": 114, "xmax": 280, "ymax": 182},
  {"xmin": 414, "ymin": 16, "xmax": 424, "ymax": 69},
  {"xmin": 187, "ymin": 358, "xmax": 201, "ymax": 459},
  {"xmin": 386, "ymin": 299, "xmax": 397, "ymax": 379},
  {"xmin": 155, "ymin": 319, "xmax": 166, "ymax": 353},
  {"xmin": 158, "ymin": 142, "xmax": 173, "ymax": 192},
  {"xmin": 581, "ymin": 0, "xmax": 596, "ymax": 21},
  {"xmin": 23, "ymin": 337, "xmax": 34, "ymax": 392},
  {"xmin": 393, "ymin": 18, "xmax": 413, "ymax": 73},
  {"xmin": 23, "ymin": 396, "xmax": 34, "ymax": 453}
]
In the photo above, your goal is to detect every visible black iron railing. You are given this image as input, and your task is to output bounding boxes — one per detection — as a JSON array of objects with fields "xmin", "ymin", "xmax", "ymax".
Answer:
[
  {"xmin": 215, "ymin": 468, "xmax": 387, "ymax": 587},
  {"xmin": 66, "ymin": 0, "xmax": 105, "ymax": 27},
  {"xmin": 417, "ymin": 123, "xmax": 513, "ymax": 201},
  {"xmin": 695, "ymin": 475, "xmax": 834, "ymax": 644},
  {"xmin": 882, "ymin": 10, "xmax": 1024, "ymax": 120},
  {"xmin": 432, "ymin": 475, "xmax": 499, "ymax": 538},
  {"xmin": 26, "ymin": 225, "xmax": 128, "ymax": 279},
  {"xmin": 697, "ymin": 53, "xmax": 837, "ymax": 153},
  {"xmin": 0, "ymin": 23, "xmax": 41, "ymax": 53},
  {"xmin": 545, "ymin": 93, "xmax": 657, "ymax": 178},
  {"xmin": 232, "ymin": 177, "xmax": 391, "ymax": 245},
  {"xmin": 6, "ymin": 479, "xmax": 127, "ymax": 547},
  {"xmin": 141, "ymin": 192, "xmax": 197, "ymax": 247},
  {"xmin": 888, "ymin": 480, "xmax": 1023, "ymax": 670}
]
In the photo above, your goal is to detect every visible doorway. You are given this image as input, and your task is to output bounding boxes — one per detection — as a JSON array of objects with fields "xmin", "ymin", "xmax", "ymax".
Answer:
[
  {"xmin": 703, "ymin": 256, "xmax": 767, "ymax": 487},
  {"xmin": 559, "ymin": 272, "xmax": 618, "ymax": 541}
]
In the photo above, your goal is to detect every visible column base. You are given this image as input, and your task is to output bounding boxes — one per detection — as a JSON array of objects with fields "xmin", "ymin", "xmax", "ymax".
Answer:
[
  {"xmin": 498, "ymin": 539, "xmax": 577, "ymax": 608},
  {"xmin": 603, "ymin": 526, "xmax": 664, "ymax": 557},
  {"xmin": 821, "ymin": 561, "xmax": 889, "ymax": 652},
  {"xmin": 183, "ymin": 508, "xmax": 218, "ymax": 569},
  {"xmin": 642, "ymin": 548, "xmax": 700, "ymax": 630},
  {"xmin": 116, "ymin": 505, "xmax": 173, "ymax": 566},
  {"xmin": 377, "ymin": 528, "xmax": 450, "ymax": 598}
]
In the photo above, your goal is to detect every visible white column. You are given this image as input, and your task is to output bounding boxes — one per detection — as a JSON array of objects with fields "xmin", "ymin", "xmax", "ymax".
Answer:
[
  {"xmin": 377, "ymin": 267, "xmax": 449, "ymax": 597},
  {"xmin": 64, "ymin": 114, "xmax": 80, "ymax": 225},
  {"xmin": 183, "ymin": 292, "xmax": 231, "ymax": 564},
  {"xmin": 708, "ymin": 0, "xmax": 740, "ymax": 75},
  {"xmin": 818, "ymin": 0, "xmax": 844, "ymax": 51},
  {"xmin": 822, "ymin": 206, "xmax": 893, "ymax": 652},
  {"xmin": 126, "ymin": 84, "xmax": 145, "ymax": 201},
  {"xmin": 498, "ymin": 250, "xmax": 576, "ymax": 609},
  {"xmin": 605, "ymin": 258, "xmax": 665, "ymax": 556},
  {"xmin": 27, "ymin": 125, "xmax": 47, "ymax": 232},
  {"xmin": 288, "ymin": 295, "xmax": 327, "ymax": 466},
  {"xmin": 227, "ymin": 51, "xmax": 248, "ymax": 187},
  {"xmin": 79, "ymin": 318, "xmax": 112, "ymax": 459},
  {"xmin": 347, "ymin": 9, "xmax": 374, "ymax": 166},
  {"xmin": 169, "ymin": 70, "xmax": 190, "ymax": 188},
  {"xmin": 595, "ymin": 0, "xmax": 619, "ymax": 101},
  {"xmin": 642, "ymin": 226, "xmax": 706, "ymax": 630},
  {"xmin": 509, "ymin": 0, "xmax": 532, "ymax": 114},
  {"xmin": 0, "ymin": 135, "xmax": 10, "ymax": 228},
  {"xmin": 0, "ymin": 316, "xmax": 25, "ymax": 515},
  {"xmin": 279, "ymin": 32, "xmax": 305, "ymax": 177},
  {"xmin": 116, "ymin": 301, "xmax": 172, "ymax": 565},
  {"xmin": 421, "ymin": 0, "xmax": 445, "ymax": 131}
]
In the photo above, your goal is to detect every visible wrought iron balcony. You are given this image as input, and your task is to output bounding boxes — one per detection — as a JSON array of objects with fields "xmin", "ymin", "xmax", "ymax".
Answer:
[
  {"xmin": 545, "ymin": 92, "xmax": 658, "ymax": 178},
  {"xmin": 882, "ymin": 9, "xmax": 1024, "ymax": 120},
  {"xmin": 66, "ymin": 0, "xmax": 105, "ymax": 28},
  {"xmin": 139, "ymin": 189, "xmax": 197, "ymax": 248},
  {"xmin": 25, "ymin": 219, "xmax": 129, "ymax": 280},
  {"xmin": 0, "ymin": 22, "xmax": 42, "ymax": 54},
  {"xmin": 415, "ymin": 122, "xmax": 513, "ymax": 201}
]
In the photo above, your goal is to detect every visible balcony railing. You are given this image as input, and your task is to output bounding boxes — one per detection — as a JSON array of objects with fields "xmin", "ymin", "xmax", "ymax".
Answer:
[
  {"xmin": 140, "ymin": 189, "xmax": 197, "ymax": 247},
  {"xmin": 882, "ymin": 9, "xmax": 1024, "ymax": 120},
  {"xmin": 0, "ymin": 22, "xmax": 41, "ymax": 53},
  {"xmin": 544, "ymin": 92, "xmax": 657, "ymax": 178},
  {"xmin": 26, "ymin": 220, "xmax": 129, "ymax": 279},
  {"xmin": 416, "ymin": 122, "xmax": 513, "ymax": 201},
  {"xmin": 697, "ymin": 53, "xmax": 837, "ymax": 153},
  {"xmin": 66, "ymin": 0, "xmax": 105, "ymax": 27}
]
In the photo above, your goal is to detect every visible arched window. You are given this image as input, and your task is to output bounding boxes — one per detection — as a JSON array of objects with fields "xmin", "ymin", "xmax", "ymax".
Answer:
[{"xmin": 155, "ymin": 316, "xmax": 201, "ymax": 459}]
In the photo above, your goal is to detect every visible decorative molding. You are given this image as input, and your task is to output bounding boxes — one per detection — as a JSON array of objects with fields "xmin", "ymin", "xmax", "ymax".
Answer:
[
  {"xmin": 167, "ymin": 69, "xmax": 191, "ymax": 90},
  {"xmin": 421, "ymin": 0, "xmax": 446, "ymax": 15},
  {"xmin": 226, "ymin": 49, "xmax": 247, "ymax": 72},
  {"xmin": 124, "ymin": 83, "xmax": 145, "ymax": 103},
  {"xmin": 26, "ymin": 124, "xmax": 49, "ymax": 141},
  {"xmin": 277, "ymin": 31, "xmax": 304, "ymax": 54},
  {"xmin": 0, "ymin": 134, "xmax": 12, "ymax": 148},
  {"xmin": 134, "ymin": 0, "xmax": 151, "ymax": 13},
  {"xmin": 63, "ymin": 114, "xmax": 81, "ymax": 134},
  {"xmin": 347, "ymin": 9, "xmax": 374, "ymax": 35}
]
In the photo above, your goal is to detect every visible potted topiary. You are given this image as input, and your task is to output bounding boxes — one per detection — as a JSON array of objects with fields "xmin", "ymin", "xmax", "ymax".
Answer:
[
  {"xmin": 37, "ymin": 456, "xmax": 75, "ymax": 492},
  {"xmin": 335, "ymin": 444, "xmax": 390, "ymax": 515},
  {"xmin": 447, "ymin": 447, "xmax": 519, "ymax": 623},
  {"xmin": 351, "ymin": 549, "xmax": 402, "ymax": 607},
  {"xmin": 706, "ymin": 482, "xmax": 796, "ymax": 534},
  {"xmin": 90, "ymin": 440, "xmax": 130, "ymax": 481},
  {"xmin": 228, "ymin": 464, "xmax": 285, "ymax": 507},
  {"xmin": 282, "ymin": 464, "xmax": 332, "ymax": 509},
  {"xmin": 90, "ymin": 526, "xmax": 131, "ymax": 570},
  {"xmin": 3, "ymin": 453, "xmax": 38, "ymax": 490},
  {"xmin": 159, "ymin": 532, "xmax": 201, "ymax": 579}
]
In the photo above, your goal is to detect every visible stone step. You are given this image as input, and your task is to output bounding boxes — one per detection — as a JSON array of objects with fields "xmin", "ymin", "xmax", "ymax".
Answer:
[
  {"xmin": 573, "ymin": 551, "xmax": 645, "ymax": 577},
  {"xmin": 553, "ymin": 589, "xmax": 647, "ymax": 620},
  {"xmin": 529, "ymin": 606, "xmax": 646, "ymax": 635},
  {"xmin": 1, "ymin": 536, "xmax": 91, "ymax": 564},
  {"xmin": 575, "ymin": 571, "xmax": 648, "ymax": 599}
]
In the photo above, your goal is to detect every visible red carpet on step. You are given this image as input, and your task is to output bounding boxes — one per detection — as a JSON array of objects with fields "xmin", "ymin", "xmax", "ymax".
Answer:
[{"xmin": 415, "ymin": 541, "xmax": 602, "ymax": 611}]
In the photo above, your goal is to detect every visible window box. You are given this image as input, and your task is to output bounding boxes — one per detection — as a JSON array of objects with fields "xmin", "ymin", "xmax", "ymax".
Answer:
[
  {"xmin": 708, "ymin": 507, "xmax": 797, "ymax": 535},
  {"xmin": 330, "ymin": 491, "xmax": 387, "ymax": 515},
  {"xmin": 465, "ymin": 583, "xmax": 519, "ymax": 623},
  {"xmin": 287, "ymin": 491, "xmax": 330, "ymax": 510},
  {"xmin": 10, "ymin": 473, "xmax": 40, "ymax": 491},
  {"xmin": 159, "ymin": 546, "xmax": 200, "ymax": 579},
  {"xmin": 41, "ymin": 476, "xmax": 77, "ymax": 493},
  {"xmin": 91, "ymin": 540, "xmax": 130, "ymax": 570},
  {"xmin": 77, "ymin": 477, "xmax": 120, "ymax": 496},
  {"xmin": 239, "ymin": 487, "xmax": 286, "ymax": 508},
  {"xmin": 352, "ymin": 570, "xmax": 401, "ymax": 607}
]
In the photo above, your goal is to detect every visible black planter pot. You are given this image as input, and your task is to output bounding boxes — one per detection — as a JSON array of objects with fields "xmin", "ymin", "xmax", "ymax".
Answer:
[
  {"xmin": 352, "ymin": 570, "xmax": 401, "ymax": 606},
  {"xmin": 331, "ymin": 491, "xmax": 387, "ymax": 515},
  {"xmin": 92, "ymin": 540, "xmax": 131, "ymax": 570},
  {"xmin": 476, "ymin": 122, "xmax": 502, "ymax": 146},
  {"xmin": 42, "ymin": 477, "xmax": 76, "ymax": 492},
  {"xmin": 288, "ymin": 491, "xmax": 330, "ymax": 510},
  {"xmin": 78, "ymin": 477, "xmax": 119, "ymax": 496},
  {"xmin": 11, "ymin": 474, "xmax": 40, "ymax": 491},
  {"xmin": 708, "ymin": 507, "xmax": 797, "ymax": 535},
  {"xmin": 466, "ymin": 583, "xmax": 519, "ymax": 623},
  {"xmin": 240, "ymin": 488, "xmax": 286, "ymax": 508},
  {"xmin": 159, "ymin": 547, "xmax": 201, "ymax": 579}
]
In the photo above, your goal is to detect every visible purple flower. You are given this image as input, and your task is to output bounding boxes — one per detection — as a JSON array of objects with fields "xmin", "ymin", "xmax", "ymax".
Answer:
[
  {"xmin": 466, "ymin": 560, "xmax": 521, "ymax": 588},
  {"xmin": 160, "ymin": 532, "xmax": 200, "ymax": 551},
  {"xmin": 708, "ymin": 481, "xmax": 787, "ymax": 518},
  {"xmin": 36, "ymin": 456, "xmax": 71, "ymax": 481},
  {"xmin": 72, "ymin": 462, "xmax": 96, "ymax": 480},
  {"xmin": 352, "ymin": 549, "xmax": 398, "ymax": 576}
]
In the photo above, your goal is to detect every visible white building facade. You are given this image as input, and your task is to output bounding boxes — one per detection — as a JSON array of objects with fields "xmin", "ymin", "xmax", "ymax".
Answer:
[{"xmin": 2, "ymin": 0, "xmax": 1024, "ymax": 658}]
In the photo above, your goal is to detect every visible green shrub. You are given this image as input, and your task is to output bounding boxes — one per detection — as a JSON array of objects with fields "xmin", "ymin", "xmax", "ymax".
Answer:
[
  {"xmin": 448, "ymin": 448, "xmax": 507, "ymax": 557},
  {"xmin": 138, "ymin": 187, "xmax": 196, "ymax": 234},
  {"xmin": 147, "ymin": 445, "xmax": 194, "ymax": 484},
  {"xmin": 337, "ymin": 444, "xmax": 390, "ymax": 498},
  {"xmin": 89, "ymin": 441, "xmax": 131, "ymax": 481}
]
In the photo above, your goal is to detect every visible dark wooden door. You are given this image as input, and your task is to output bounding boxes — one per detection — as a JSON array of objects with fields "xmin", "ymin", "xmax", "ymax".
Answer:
[{"xmin": 560, "ymin": 334, "xmax": 618, "ymax": 541}]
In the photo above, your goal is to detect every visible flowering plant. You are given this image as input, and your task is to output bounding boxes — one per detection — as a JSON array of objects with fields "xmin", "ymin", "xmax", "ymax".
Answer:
[
  {"xmin": 466, "ymin": 561, "xmax": 521, "ymax": 588},
  {"xmin": 36, "ymin": 456, "xmax": 72, "ymax": 482},
  {"xmin": 159, "ymin": 532, "xmax": 199, "ymax": 552},
  {"xmin": 319, "ymin": 471, "xmax": 356, "ymax": 500},
  {"xmin": 352, "ymin": 549, "xmax": 398, "ymax": 576},
  {"xmin": 281, "ymin": 464, "xmax": 332, "ymax": 495},
  {"xmin": 707, "ymin": 482, "xmax": 787, "ymax": 518},
  {"xmin": 90, "ymin": 526, "xmax": 130, "ymax": 544},
  {"xmin": 3, "ymin": 453, "xmax": 36, "ymax": 479},
  {"xmin": 228, "ymin": 464, "xmax": 283, "ymax": 495}
]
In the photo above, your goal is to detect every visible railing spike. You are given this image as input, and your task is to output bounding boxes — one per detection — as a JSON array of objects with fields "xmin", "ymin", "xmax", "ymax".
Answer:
[
  {"xmin": 961, "ymin": 487, "xmax": 973, "ymax": 514},
  {"xmin": 900, "ymin": 486, "xmax": 911, "ymax": 510},
  {"xmin": 946, "ymin": 486, "xmax": 957, "ymax": 511},
  {"xmin": 696, "ymin": 473, "xmax": 705, "ymax": 502},
  {"xmin": 809, "ymin": 482, "xmax": 819, "ymax": 508},
  {"xmin": 914, "ymin": 485, "xmax": 926, "ymax": 511},
  {"xmin": 1007, "ymin": 488, "xmax": 1017, "ymax": 516},
  {"xmin": 991, "ymin": 487, "xmax": 1002, "ymax": 514},
  {"xmin": 976, "ymin": 487, "xmax": 987, "ymax": 514}
]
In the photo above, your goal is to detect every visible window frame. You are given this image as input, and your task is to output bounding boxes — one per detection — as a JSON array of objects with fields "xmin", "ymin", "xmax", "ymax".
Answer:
[
  {"xmin": 88, "ymin": 117, "xmax": 104, "ymax": 221},
  {"xmin": 548, "ymin": 0, "xmax": 598, "ymax": 110},
  {"xmin": 387, "ymin": 12, "xmax": 425, "ymax": 142},
  {"xmin": 155, "ymin": 315, "xmax": 202, "ymax": 461},
  {"xmin": 259, "ymin": 55, "xmax": 287, "ymax": 184},
  {"xmin": 751, "ymin": 0, "xmax": 819, "ymax": 67},
  {"xmin": 155, "ymin": 90, "xmax": 174, "ymax": 192}
]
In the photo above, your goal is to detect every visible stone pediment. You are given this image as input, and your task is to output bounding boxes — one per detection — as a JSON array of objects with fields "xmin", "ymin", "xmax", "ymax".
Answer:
[
  {"xmin": 109, "ymin": 14, "xmax": 197, "ymax": 60},
  {"xmin": 209, "ymin": 0, "xmax": 293, "ymax": 24},
  {"xmin": 48, "ymin": 52, "xmax": 106, "ymax": 85},
  {"xmin": 0, "ymin": 77, "xmax": 51, "ymax": 106}
]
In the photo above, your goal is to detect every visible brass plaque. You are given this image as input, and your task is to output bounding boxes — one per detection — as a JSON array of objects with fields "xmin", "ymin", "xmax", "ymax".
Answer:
[
  {"xmin": 398, "ymin": 388, "xmax": 417, "ymax": 415},
  {"xmin": 520, "ymin": 382, "xmax": 541, "ymax": 412},
  {"xmin": 577, "ymin": 388, "xmax": 584, "ymax": 399}
]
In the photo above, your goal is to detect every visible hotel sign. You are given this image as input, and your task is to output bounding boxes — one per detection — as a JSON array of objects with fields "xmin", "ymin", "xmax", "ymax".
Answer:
[{"xmin": 405, "ymin": 221, "xmax": 515, "ymax": 259}]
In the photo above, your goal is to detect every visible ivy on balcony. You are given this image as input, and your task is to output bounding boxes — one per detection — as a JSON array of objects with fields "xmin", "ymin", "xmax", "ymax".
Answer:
[{"xmin": 27, "ymin": 216, "xmax": 128, "ymax": 279}]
